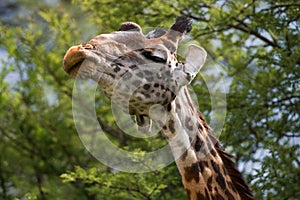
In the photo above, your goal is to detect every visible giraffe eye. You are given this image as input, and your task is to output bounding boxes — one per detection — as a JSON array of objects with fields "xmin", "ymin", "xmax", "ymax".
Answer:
[
  {"xmin": 142, "ymin": 51, "xmax": 166, "ymax": 63},
  {"xmin": 141, "ymin": 48, "xmax": 167, "ymax": 63}
]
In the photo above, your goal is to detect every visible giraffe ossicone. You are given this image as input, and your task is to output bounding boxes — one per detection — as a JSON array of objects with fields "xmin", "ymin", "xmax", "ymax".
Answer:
[{"xmin": 63, "ymin": 17, "xmax": 254, "ymax": 200}]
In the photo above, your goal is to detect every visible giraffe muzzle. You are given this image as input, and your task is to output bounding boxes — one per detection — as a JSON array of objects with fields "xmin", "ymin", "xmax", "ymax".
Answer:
[{"xmin": 63, "ymin": 45, "xmax": 88, "ymax": 77}]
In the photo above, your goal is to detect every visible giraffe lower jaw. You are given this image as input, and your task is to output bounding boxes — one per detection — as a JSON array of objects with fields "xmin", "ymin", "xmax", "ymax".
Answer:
[{"xmin": 65, "ymin": 61, "xmax": 83, "ymax": 77}]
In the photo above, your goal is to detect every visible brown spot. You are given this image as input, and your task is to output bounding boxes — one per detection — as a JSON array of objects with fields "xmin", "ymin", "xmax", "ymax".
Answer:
[
  {"xmin": 225, "ymin": 190, "xmax": 235, "ymax": 200},
  {"xmin": 167, "ymin": 103, "xmax": 172, "ymax": 112},
  {"xmin": 113, "ymin": 65, "xmax": 121, "ymax": 72},
  {"xmin": 168, "ymin": 119, "xmax": 176, "ymax": 134},
  {"xmin": 211, "ymin": 149, "xmax": 217, "ymax": 157},
  {"xmin": 129, "ymin": 64, "xmax": 137, "ymax": 69},
  {"xmin": 216, "ymin": 172, "xmax": 226, "ymax": 189},
  {"xmin": 214, "ymin": 186, "xmax": 218, "ymax": 193},
  {"xmin": 207, "ymin": 176, "xmax": 213, "ymax": 191},
  {"xmin": 171, "ymin": 91, "xmax": 176, "ymax": 100},
  {"xmin": 203, "ymin": 121, "xmax": 210, "ymax": 130},
  {"xmin": 180, "ymin": 149, "xmax": 188, "ymax": 161},
  {"xmin": 199, "ymin": 161, "xmax": 209, "ymax": 171},
  {"xmin": 199, "ymin": 113, "xmax": 205, "ymax": 121},
  {"xmin": 198, "ymin": 124, "xmax": 203, "ymax": 131},
  {"xmin": 143, "ymin": 84, "xmax": 150, "ymax": 90},
  {"xmin": 196, "ymin": 192, "xmax": 206, "ymax": 200},
  {"xmin": 211, "ymin": 161, "xmax": 228, "ymax": 192},
  {"xmin": 214, "ymin": 193, "xmax": 225, "ymax": 200},
  {"xmin": 184, "ymin": 162, "xmax": 201, "ymax": 183},
  {"xmin": 195, "ymin": 136, "xmax": 203, "ymax": 152},
  {"xmin": 211, "ymin": 160, "xmax": 220, "ymax": 174}
]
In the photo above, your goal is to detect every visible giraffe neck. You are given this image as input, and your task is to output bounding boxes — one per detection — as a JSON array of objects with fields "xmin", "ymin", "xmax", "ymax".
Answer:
[{"xmin": 161, "ymin": 87, "xmax": 251, "ymax": 200}]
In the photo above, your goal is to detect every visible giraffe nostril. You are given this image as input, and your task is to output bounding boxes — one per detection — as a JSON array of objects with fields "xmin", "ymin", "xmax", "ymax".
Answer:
[{"xmin": 82, "ymin": 43, "xmax": 94, "ymax": 50}]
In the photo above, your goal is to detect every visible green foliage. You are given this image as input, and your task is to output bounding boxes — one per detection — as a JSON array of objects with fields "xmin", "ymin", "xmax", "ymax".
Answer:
[
  {"xmin": 0, "ymin": 0, "xmax": 299, "ymax": 199},
  {"xmin": 60, "ymin": 166, "xmax": 185, "ymax": 199}
]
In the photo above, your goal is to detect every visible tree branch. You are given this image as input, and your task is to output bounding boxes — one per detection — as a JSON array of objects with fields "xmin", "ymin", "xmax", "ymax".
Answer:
[{"xmin": 228, "ymin": 18, "xmax": 281, "ymax": 48}]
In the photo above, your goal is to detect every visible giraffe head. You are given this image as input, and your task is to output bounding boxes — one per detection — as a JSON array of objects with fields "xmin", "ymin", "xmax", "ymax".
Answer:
[{"xmin": 63, "ymin": 17, "xmax": 206, "ymax": 130}]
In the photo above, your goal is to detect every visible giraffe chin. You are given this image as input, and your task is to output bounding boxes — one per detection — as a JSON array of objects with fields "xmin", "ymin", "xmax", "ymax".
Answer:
[{"xmin": 67, "ymin": 62, "xmax": 83, "ymax": 78}]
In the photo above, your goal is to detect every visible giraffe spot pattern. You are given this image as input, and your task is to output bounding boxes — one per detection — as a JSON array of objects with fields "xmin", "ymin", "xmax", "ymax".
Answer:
[
  {"xmin": 180, "ymin": 149, "xmax": 188, "ymax": 161},
  {"xmin": 145, "ymin": 76, "xmax": 154, "ymax": 82},
  {"xmin": 210, "ymin": 160, "xmax": 228, "ymax": 192},
  {"xmin": 225, "ymin": 189, "xmax": 235, "ymax": 200},
  {"xmin": 184, "ymin": 162, "xmax": 201, "ymax": 183},
  {"xmin": 133, "ymin": 80, "xmax": 142, "ymax": 87},
  {"xmin": 198, "ymin": 123, "xmax": 203, "ymax": 131},
  {"xmin": 168, "ymin": 119, "xmax": 176, "ymax": 134},
  {"xmin": 196, "ymin": 191, "xmax": 206, "ymax": 199},
  {"xmin": 211, "ymin": 149, "xmax": 217, "ymax": 157},
  {"xmin": 207, "ymin": 176, "xmax": 213, "ymax": 192},
  {"xmin": 122, "ymin": 72, "xmax": 132, "ymax": 81},
  {"xmin": 205, "ymin": 188, "xmax": 211, "ymax": 200},
  {"xmin": 199, "ymin": 161, "xmax": 209, "ymax": 171},
  {"xmin": 63, "ymin": 18, "xmax": 253, "ymax": 200},
  {"xmin": 129, "ymin": 64, "xmax": 137, "ymax": 69},
  {"xmin": 113, "ymin": 65, "xmax": 121, "ymax": 72},
  {"xmin": 143, "ymin": 84, "xmax": 150, "ymax": 90},
  {"xmin": 195, "ymin": 135, "xmax": 203, "ymax": 152},
  {"xmin": 216, "ymin": 174, "xmax": 227, "ymax": 192},
  {"xmin": 167, "ymin": 103, "xmax": 172, "ymax": 112}
]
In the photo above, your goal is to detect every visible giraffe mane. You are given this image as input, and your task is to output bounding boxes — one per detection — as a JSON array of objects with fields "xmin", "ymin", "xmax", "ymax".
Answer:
[
  {"xmin": 197, "ymin": 111, "xmax": 253, "ymax": 199},
  {"xmin": 215, "ymin": 145, "xmax": 254, "ymax": 200},
  {"xmin": 206, "ymin": 127, "xmax": 254, "ymax": 199}
]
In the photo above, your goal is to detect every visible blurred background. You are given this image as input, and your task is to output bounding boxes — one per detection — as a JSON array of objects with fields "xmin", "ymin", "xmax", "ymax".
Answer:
[{"xmin": 0, "ymin": 0, "xmax": 299, "ymax": 199}]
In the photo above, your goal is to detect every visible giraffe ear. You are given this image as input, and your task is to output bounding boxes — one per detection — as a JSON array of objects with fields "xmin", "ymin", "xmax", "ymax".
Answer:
[{"xmin": 184, "ymin": 44, "xmax": 207, "ymax": 76}]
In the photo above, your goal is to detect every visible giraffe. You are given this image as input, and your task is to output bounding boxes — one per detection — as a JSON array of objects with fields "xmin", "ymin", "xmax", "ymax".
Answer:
[{"xmin": 63, "ymin": 17, "xmax": 254, "ymax": 200}]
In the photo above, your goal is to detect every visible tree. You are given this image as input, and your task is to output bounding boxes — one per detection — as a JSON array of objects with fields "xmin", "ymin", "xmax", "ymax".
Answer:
[{"xmin": 0, "ymin": 0, "xmax": 299, "ymax": 199}]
